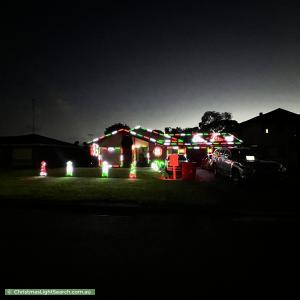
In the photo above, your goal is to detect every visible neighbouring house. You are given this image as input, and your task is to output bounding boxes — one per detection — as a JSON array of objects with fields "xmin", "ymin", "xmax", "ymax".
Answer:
[
  {"xmin": 238, "ymin": 108, "xmax": 300, "ymax": 168},
  {"xmin": 0, "ymin": 134, "xmax": 92, "ymax": 169},
  {"xmin": 88, "ymin": 126, "xmax": 243, "ymax": 167}
]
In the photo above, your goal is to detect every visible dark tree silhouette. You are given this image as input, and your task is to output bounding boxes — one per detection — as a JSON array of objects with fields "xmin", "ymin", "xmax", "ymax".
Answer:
[
  {"xmin": 104, "ymin": 123, "xmax": 130, "ymax": 135},
  {"xmin": 183, "ymin": 127, "xmax": 199, "ymax": 133},
  {"xmin": 199, "ymin": 111, "xmax": 238, "ymax": 132},
  {"xmin": 164, "ymin": 127, "xmax": 183, "ymax": 134}
]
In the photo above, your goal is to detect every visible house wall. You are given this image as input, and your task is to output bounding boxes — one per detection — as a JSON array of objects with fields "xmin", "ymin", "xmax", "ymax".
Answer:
[
  {"xmin": 0, "ymin": 145, "xmax": 92, "ymax": 169},
  {"xmin": 239, "ymin": 114, "xmax": 300, "ymax": 169}
]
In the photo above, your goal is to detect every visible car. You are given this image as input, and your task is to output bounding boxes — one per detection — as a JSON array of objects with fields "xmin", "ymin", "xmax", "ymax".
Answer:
[
  {"xmin": 165, "ymin": 154, "xmax": 188, "ymax": 175},
  {"xmin": 211, "ymin": 147, "xmax": 286, "ymax": 183},
  {"xmin": 200, "ymin": 154, "xmax": 214, "ymax": 170}
]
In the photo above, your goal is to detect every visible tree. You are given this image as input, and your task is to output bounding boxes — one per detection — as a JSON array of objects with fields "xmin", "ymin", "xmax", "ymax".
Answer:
[
  {"xmin": 104, "ymin": 123, "xmax": 130, "ymax": 135},
  {"xmin": 183, "ymin": 127, "xmax": 199, "ymax": 133},
  {"xmin": 164, "ymin": 127, "xmax": 183, "ymax": 134},
  {"xmin": 199, "ymin": 111, "xmax": 238, "ymax": 132}
]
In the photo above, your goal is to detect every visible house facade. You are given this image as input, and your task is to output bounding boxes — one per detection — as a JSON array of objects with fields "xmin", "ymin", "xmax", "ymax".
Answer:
[
  {"xmin": 89, "ymin": 126, "xmax": 243, "ymax": 167},
  {"xmin": 238, "ymin": 108, "xmax": 300, "ymax": 168},
  {"xmin": 0, "ymin": 134, "xmax": 91, "ymax": 168}
]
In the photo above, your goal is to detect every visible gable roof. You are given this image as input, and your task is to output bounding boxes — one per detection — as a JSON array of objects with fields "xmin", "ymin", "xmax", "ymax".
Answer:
[
  {"xmin": 89, "ymin": 126, "xmax": 242, "ymax": 147},
  {"xmin": 0, "ymin": 134, "xmax": 73, "ymax": 146},
  {"xmin": 240, "ymin": 108, "xmax": 300, "ymax": 126}
]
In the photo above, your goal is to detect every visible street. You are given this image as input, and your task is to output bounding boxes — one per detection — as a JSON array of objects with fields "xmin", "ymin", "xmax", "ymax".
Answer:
[{"xmin": 1, "ymin": 202, "xmax": 300, "ymax": 298}]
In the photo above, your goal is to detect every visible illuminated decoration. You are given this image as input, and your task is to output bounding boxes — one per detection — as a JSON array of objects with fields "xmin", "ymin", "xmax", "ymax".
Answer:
[
  {"xmin": 120, "ymin": 148, "xmax": 124, "ymax": 167},
  {"xmin": 210, "ymin": 132, "xmax": 219, "ymax": 143},
  {"xmin": 146, "ymin": 152, "xmax": 150, "ymax": 164},
  {"xmin": 151, "ymin": 160, "xmax": 165, "ymax": 172},
  {"xmin": 90, "ymin": 143, "xmax": 100, "ymax": 157},
  {"xmin": 225, "ymin": 135, "xmax": 234, "ymax": 142},
  {"xmin": 246, "ymin": 156, "xmax": 255, "ymax": 161},
  {"xmin": 102, "ymin": 161, "xmax": 111, "ymax": 177},
  {"xmin": 192, "ymin": 134, "xmax": 206, "ymax": 143},
  {"xmin": 207, "ymin": 147, "xmax": 213, "ymax": 154},
  {"xmin": 108, "ymin": 147, "xmax": 115, "ymax": 152},
  {"xmin": 153, "ymin": 146, "xmax": 163, "ymax": 157},
  {"xmin": 178, "ymin": 148, "xmax": 186, "ymax": 154},
  {"xmin": 111, "ymin": 130, "xmax": 118, "ymax": 135},
  {"xmin": 93, "ymin": 138, "xmax": 99, "ymax": 142},
  {"xmin": 129, "ymin": 161, "xmax": 137, "ymax": 179},
  {"xmin": 265, "ymin": 128, "xmax": 269, "ymax": 134},
  {"xmin": 40, "ymin": 161, "xmax": 47, "ymax": 176},
  {"xmin": 66, "ymin": 161, "xmax": 73, "ymax": 176}
]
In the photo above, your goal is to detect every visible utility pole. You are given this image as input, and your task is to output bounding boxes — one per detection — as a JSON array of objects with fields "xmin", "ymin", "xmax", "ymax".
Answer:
[{"xmin": 32, "ymin": 98, "xmax": 36, "ymax": 134}]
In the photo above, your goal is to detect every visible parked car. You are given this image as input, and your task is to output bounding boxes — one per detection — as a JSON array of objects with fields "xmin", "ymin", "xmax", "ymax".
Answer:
[
  {"xmin": 165, "ymin": 154, "xmax": 188, "ymax": 174},
  {"xmin": 200, "ymin": 154, "xmax": 213, "ymax": 170},
  {"xmin": 211, "ymin": 147, "xmax": 286, "ymax": 183}
]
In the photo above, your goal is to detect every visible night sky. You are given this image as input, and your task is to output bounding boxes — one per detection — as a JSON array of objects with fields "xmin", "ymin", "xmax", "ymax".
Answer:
[{"xmin": 1, "ymin": 1, "xmax": 300, "ymax": 142}]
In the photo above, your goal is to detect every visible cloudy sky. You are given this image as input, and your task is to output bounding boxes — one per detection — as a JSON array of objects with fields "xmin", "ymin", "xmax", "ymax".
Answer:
[{"xmin": 1, "ymin": 1, "xmax": 300, "ymax": 142}]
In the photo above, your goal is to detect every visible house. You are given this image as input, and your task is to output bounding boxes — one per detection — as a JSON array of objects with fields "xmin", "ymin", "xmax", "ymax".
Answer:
[
  {"xmin": 89, "ymin": 126, "xmax": 243, "ymax": 167},
  {"xmin": 0, "ymin": 134, "xmax": 91, "ymax": 169},
  {"xmin": 238, "ymin": 108, "xmax": 300, "ymax": 168}
]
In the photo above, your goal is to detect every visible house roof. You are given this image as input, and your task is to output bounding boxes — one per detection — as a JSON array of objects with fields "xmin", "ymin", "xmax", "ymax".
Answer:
[
  {"xmin": 0, "ymin": 134, "xmax": 74, "ymax": 146},
  {"xmin": 240, "ymin": 108, "xmax": 300, "ymax": 126},
  {"xmin": 89, "ymin": 126, "xmax": 242, "ymax": 147}
]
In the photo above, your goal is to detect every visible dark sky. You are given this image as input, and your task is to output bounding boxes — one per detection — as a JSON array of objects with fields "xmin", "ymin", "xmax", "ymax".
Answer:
[{"xmin": 1, "ymin": 1, "xmax": 300, "ymax": 142}]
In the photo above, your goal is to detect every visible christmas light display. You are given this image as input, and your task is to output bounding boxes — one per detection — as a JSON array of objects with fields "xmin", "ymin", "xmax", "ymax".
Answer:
[
  {"xmin": 66, "ymin": 161, "xmax": 73, "ymax": 176},
  {"xmin": 224, "ymin": 135, "xmax": 234, "ymax": 142},
  {"xmin": 129, "ymin": 161, "xmax": 136, "ymax": 179},
  {"xmin": 88, "ymin": 126, "xmax": 244, "ymax": 170},
  {"xmin": 151, "ymin": 160, "xmax": 165, "ymax": 172},
  {"xmin": 102, "ymin": 161, "xmax": 111, "ymax": 177},
  {"xmin": 153, "ymin": 146, "xmax": 163, "ymax": 157},
  {"xmin": 192, "ymin": 134, "xmax": 206, "ymax": 143},
  {"xmin": 146, "ymin": 152, "xmax": 150, "ymax": 164},
  {"xmin": 40, "ymin": 161, "xmax": 47, "ymax": 176},
  {"xmin": 90, "ymin": 143, "xmax": 100, "ymax": 157}
]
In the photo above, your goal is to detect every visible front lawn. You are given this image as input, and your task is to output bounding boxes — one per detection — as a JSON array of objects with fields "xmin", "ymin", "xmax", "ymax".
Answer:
[{"xmin": 0, "ymin": 167, "xmax": 219, "ymax": 207}]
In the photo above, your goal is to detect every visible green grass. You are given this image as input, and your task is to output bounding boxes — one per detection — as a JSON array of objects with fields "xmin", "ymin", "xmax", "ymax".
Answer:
[{"xmin": 0, "ymin": 167, "xmax": 220, "ymax": 207}]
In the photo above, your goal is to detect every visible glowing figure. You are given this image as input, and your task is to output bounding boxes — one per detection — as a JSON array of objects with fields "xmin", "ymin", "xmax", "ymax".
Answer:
[
  {"xmin": 129, "ymin": 161, "xmax": 136, "ymax": 179},
  {"xmin": 151, "ymin": 160, "xmax": 165, "ymax": 172},
  {"xmin": 40, "ymin": 161, "xmax": 47, "ymax": 176},
  {"xmin": 66, "ymin": 161, "xmax": 73, "ymax": 176},
  {"xmin": 102, "ymin": 161, "xmax": 111, "ymax": 177}
]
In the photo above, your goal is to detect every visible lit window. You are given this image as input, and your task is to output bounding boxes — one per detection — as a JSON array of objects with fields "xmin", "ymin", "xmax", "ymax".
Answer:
[{"xmin": 265, "ymin": 128, "xmax": 269, "ymax": 134}]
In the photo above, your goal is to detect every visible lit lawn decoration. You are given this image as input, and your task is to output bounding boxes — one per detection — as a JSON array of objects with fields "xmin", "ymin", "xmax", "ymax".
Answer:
[
  {"xmin": 168, "ymin": 154, "xmax": 179, "ymax": 180},
  {"xmin": 101, "ymin": 161, "xmax": 111, "ymax": 178},
  {"xmin": 129, "ymin": 161, "xmax": 137, "ymax": 179},
  {"xmin": 66, "ymin": 161, "xmax": 73, "ymax": 176},
  {"xmin": 40, "ymin": 161, "xmax": 47, "ymax": 176},
  {"xmin": 153, "ymin": 146, "xmax": 163, "ymax": 157},
  {"xmin": 151, "ymin": 160, "xmax": 165, "ymax": 172}
]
